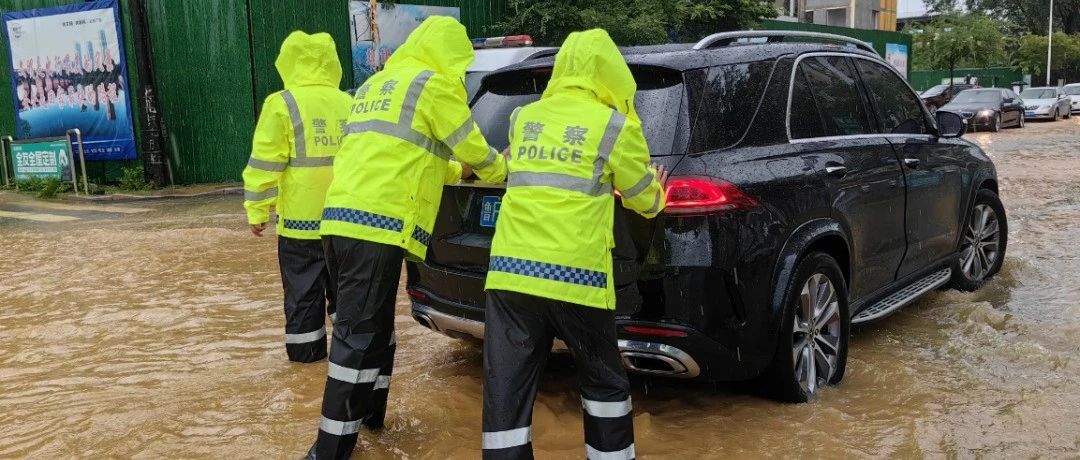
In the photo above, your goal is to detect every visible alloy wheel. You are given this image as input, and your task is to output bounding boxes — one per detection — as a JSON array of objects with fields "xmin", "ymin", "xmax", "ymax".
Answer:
[
  {"xmin": 960, "ymin": 204, "xmax": 1001, "ymax": 281},
  {"xmin": 792, "ymin": 273, "xmax": 842, "ymax": 397}
]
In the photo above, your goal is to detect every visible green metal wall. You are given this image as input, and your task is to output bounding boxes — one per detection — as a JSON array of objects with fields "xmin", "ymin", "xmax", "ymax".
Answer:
[
  {"xmin": 909, "ymin": 67, "xmax": 1025, "ymax": 91},
  {"xmin": 1, "ymin": 0, "xmax": 507, "ymax": 184},
  {"xmin": 0, "ymin": 0, "xmax": 142, "ymax": 182}
]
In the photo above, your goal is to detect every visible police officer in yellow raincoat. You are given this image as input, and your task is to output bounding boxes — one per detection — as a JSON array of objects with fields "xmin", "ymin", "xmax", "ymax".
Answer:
[
  {"xmin": 481, "ymin": 29, "xmax": 667, "ymax": 460},
  {"xmin": 307, "ymin": 16, "xmax": 507, "ymax": 459},
  {"xmin": 243, "ymin": 31, "xmax": 351, "ymax": 363}
]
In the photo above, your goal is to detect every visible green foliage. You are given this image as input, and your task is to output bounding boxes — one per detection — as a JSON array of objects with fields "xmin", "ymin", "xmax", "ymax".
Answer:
[
  {"xmin": 907, "ymin": 14, "xmax": 1008, "ymax": 72},
  {"xmin": 929, "ymin": 0, "xmax": 1080, "ymax": 35},
  {"xmin": 496, "ymin": 0, "xmax": 776, "ymax": 46},
  {"xmin": 1012, "ymin": 32, "xmax": 1080, "ymax": 77},
  {"xmin": 118, "ymin": 165, "xmax": 154, "ymax": 191},
  {"xmin": 14, "ymin": 176, "xmax": 72, "ymax": 199}
]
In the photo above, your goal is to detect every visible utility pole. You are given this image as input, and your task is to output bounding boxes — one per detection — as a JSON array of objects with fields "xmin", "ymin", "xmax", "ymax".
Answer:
[
  {"xmin": 1046, "ymin": 0, "xmax": 1053, "ymax": 86},
  {"xmin": 129, "ymin": 0, "xmax": 172, "ymax": 186}
]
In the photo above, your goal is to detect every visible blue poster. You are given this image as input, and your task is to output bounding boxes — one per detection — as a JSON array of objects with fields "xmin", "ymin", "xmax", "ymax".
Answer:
[
  {"xmin": 348, "ymin": 2, "xmax": 461, "ymax": 86},
  {"xmin": 3, "ymin": 0, "xmax": 136, "ymax": 160}
]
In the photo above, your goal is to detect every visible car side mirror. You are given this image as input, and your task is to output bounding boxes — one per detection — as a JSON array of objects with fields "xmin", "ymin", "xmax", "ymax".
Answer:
[{"xmin": 935, "ymin": 110, "xmax": 965, "ymax": 138}]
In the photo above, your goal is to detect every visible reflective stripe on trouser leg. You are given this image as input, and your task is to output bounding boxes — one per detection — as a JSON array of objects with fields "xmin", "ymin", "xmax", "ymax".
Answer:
[
  {"xmin": 315, "ymin": 237, "xmax": 404, "ymax": 460},
  {"xmin": 549, "ymin": 300, "xmax": 635, "ymax": 460},
  {"xmin": 279, "ymin": 237, "xmax": 330, "ymax": 363},
  {"xmin": 482, "ymin": 290, "xmax": 556, "ymax": 460}
]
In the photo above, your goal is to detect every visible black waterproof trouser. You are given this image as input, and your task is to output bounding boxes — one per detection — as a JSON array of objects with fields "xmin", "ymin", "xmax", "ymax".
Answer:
[
  {"xmin": 279, "ymin": 236, "xmax": 336, "ymax": 363},
  {"xmin": 482, "ymin": 290, "xmax": 635, "ymax": 460},
  {"xmin": 314, "ymin": 236, "xmax": 402, "ymax": 460}
]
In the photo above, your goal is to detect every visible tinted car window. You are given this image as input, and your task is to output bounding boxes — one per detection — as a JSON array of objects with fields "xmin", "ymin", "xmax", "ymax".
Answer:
[
  {"xmin": 951, "ymin": 89, "xmax": 1001, "ymax": 104},
  {"xmin": 854, "ymin": 59, "xmax": 929, "ymax": 135},
  {"xmin": 789, "ymin": 56, "xmax": 873, "ymax": 139},
  {"xmin": 686, "ymin": 61, "xmax": 775, "ymax": 152},
  {"xmin": 473, "ymin": 66, "xmax": 684, "ymax": 155}
]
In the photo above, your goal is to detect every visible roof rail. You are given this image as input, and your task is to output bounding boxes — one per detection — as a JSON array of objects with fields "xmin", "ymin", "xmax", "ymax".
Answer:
[{"xmin": 692, "ymin": 31, "xmax": 876, "ymax": 54}]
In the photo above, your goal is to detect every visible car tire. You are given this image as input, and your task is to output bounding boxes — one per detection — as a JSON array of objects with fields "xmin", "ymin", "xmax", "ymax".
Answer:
[
  {"xmin": 949, "ymin": 189, "xmax": 1008, "ymax": 292},
  {"xmin": 763, "ymin": 252, "xmax": 850, "ymax": 403},
  {"xmin": 991, "ymin": 113, "xmax": 1001, "ymax": 132}
]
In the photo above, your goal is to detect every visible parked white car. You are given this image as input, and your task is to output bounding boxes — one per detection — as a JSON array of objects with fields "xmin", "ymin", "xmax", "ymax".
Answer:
[
  {"xmin": 1064, "ymin": 83, "xmax": 1080, "ymax": 114},
  {"xmin": 466, "ymin": 35, "xmax": 554, "ymax": 101},
  {"xmin": 1021, "ymin": 87, "xmax": 1073, "ymax": 120}
]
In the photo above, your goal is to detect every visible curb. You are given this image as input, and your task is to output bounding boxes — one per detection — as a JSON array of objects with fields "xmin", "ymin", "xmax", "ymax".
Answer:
[{"xmin": 63, "ymin": 186, "xmax": 243, "ymax": 202}]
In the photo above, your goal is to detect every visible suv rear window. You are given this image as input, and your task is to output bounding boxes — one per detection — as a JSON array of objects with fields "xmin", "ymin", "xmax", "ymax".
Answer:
[{"xmin": 471, "ymin": 65, "xmax": 684, "ymax": 155}]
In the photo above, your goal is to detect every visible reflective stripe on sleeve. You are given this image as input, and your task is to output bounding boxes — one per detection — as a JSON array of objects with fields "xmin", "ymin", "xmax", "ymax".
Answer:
[
  {"xmin": 474, "ymin": 146, "xmax": 499, "ymax": 169},
  {"xmin": 319, "ymin": 416, "xmax": 362, "ymax": 436},
  {"xmin": 581, "ymin": 397, "xmax": 632, "ymax": 418},
  {"xmin": 621, "ymin": 170, "xmax": 654, "ymax": 199},
  {"xmin": 280, "ymin": 90, "xmax": 307, "ymax": 157},
  {"xmin": 508, "ymin": 171, "xmax": 612, "ymax": 196},
  {"xmin": 284, "ymin": 327, "xmax": 326, "ymax": 344},
  {"xmin": 328, "ymin": 362, "xmax": 380, "ymax": 384},
  {"xmin": 586, "ymin": 443, "xmax": 636, "ymax": 460},
  {"xmin": 645, "ymin": 189, "xmax": 662, "ymax": 215},
  {"xmin": 398, "ymin": 70, "xmax": 434, "ymax": 127},
  {"xmin": 482, "ymin": 426, "xmax": 532, "ymax": 450},
  {"xmin": 442, "ymin": 116, "xmax": 475, "ymax": 149},
  {"xmin": 374, "ymin": 375, "xmax": 391, "ymax": 390},
  {"xmin": 592, "ymin": 110, "xmax": 626, "ymax": 182},
  {"xmin": 247, "ymin": 157, "xmax": 287, "ymax": 172},
  {"xmin": 344, "ymin": 120, "xmax": 452, "ymax": 161},
  {"xmin": 244, "ymin": 187, "xmax": 278, "ymax": 201}
]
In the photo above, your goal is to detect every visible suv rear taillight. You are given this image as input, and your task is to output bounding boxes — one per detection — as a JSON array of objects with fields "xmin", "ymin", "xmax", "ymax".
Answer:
[{"xmin": 662, "ymin": 177, "xmax": 758, "ymax": 215}]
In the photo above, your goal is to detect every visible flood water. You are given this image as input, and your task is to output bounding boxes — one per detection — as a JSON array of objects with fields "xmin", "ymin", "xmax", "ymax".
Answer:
[{"xmin": 2, "ymin": 120, "xmax": 1080, "ymax": 458}]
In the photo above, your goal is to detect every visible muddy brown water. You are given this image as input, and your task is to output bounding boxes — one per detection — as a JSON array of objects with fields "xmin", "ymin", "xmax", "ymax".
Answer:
[{"xmin": 2, "ymin": 120, "xmax": 1080, "ymax": 458}]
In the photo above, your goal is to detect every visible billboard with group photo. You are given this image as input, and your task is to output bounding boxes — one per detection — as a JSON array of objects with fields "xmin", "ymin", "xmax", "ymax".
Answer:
[
  {"xmin": 2, "ymin": 0, "xmax": 136, "ymax": 161},
  {"xmin": 348, "ymin": 2, "xmax": 461, "ymax": 85}
]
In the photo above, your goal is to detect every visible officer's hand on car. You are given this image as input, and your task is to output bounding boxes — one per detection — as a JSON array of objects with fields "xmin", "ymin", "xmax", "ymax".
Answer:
[
  {"xmin": 461, "ymin": 162, "xmax": 475, "ymax": 180},
  {"xmin": 251, "ymin": 223, "xmax": 267, "ymax": 237},
  {"xmin": 652, "ymin": 162, "xmax": 671, "ymax": 188}
]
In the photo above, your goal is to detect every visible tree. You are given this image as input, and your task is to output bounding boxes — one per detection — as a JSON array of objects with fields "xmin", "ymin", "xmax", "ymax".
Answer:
[
  {"xmin": 926, "ymin": 0, "xmax": 1080, "ymax": 35},
  {"xmin": 1012, "ymin": 32, "xmax": 1080, "ymax": 82},
  {"xmin": 906, "ymin": 14, "xmax": 1007, "ymax": 84},
  {"xmin": 495, "ymin": 0, "xmax": 777, "ymax": 47}
]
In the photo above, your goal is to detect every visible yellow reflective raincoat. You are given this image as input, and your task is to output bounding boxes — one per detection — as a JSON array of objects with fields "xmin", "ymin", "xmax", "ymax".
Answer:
[
  {"xmin": 320, "ymin": 16, "xmax": 507, "ymax": 259},
  {"xmin": 243, "ymin": 31, "xmax": 352, "ymax": 239},
  {"xmin": 485, "ymin": 29, "xmax": 666, "ymax": 310}
]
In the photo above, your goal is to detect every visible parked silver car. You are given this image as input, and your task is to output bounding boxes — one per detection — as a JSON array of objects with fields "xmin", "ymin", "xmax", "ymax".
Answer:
[
  {"xmin": 1021, "ymin": 87, "xmax": 1072, "ymax": 120},
  {"xmin": 1064, "ymin": 83, "xmax": 1080, "ymax": 114}
]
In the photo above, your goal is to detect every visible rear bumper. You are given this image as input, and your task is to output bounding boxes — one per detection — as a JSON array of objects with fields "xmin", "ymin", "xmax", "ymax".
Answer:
[{"xmin": 412, "ymin": 301, "xmax": 704, "ymax": 379}]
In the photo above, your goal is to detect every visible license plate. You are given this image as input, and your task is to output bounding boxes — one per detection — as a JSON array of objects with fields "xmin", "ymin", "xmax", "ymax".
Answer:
[
  {"xmin": 1025, "ymin": 111, "xmax": 1035, "ymax": 117},
  {"xmin": 479, "ymin": 195, "xmax": 501, "ymax": 228}
]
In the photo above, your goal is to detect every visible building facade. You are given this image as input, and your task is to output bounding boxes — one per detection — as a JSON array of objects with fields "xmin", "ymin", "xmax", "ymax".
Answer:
[{"xmin": 776, "ymin": 0, "xmax": 897, "ymax": 31}]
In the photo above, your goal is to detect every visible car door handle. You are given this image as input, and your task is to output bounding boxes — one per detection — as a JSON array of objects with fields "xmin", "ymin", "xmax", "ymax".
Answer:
[
  {"xmin": 903, "ymin": 158, "xmax": 921, "ymax": 168},
  {"xmin": 824, "ymin": 165, "xmax": 847, "ymax": 178}
]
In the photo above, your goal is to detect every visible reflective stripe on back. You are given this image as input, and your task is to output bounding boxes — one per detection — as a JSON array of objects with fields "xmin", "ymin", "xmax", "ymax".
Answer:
[
  {"xmin": 344, "ymin": 120, "xmax": 452, "ymax": 160},
  {"xmin": 399, "ymin": 70, "xmax": 434, "ymax": 127},
  {"xmin": 489, "ymin": 256, "xmax": 607, "ymax": 288},
  {"xmin": 290, "ymin": 156, "xmax": 334, "ymax": 167},
  {"xmin": 280, "ymin": 90, "xmax": 306, "ymax": 157},
  {"xmin": 592, "ymin": 110, "xmax": 625, "ymax": 184},
  {"xmin": 322, "ymin": 207, "xmax": 404, "ymax": 232},
  {"xmin": 411, "ymin": 225, "xmax": 432, "ymax": 247},
  {"xmin": 507, "ymin": 171, "xmax": 611, "ymax": 196}
]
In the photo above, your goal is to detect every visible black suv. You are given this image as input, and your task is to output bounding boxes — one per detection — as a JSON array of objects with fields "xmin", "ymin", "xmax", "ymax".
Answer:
[{"xmin": 406, "ymin": 32, "xmax": 1006, "ymax": 402}]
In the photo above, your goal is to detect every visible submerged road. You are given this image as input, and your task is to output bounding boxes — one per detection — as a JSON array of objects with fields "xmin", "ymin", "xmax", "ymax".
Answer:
[{"xmin": 1, "ymin": 119, "xmax": 1079, "ymax": 458}]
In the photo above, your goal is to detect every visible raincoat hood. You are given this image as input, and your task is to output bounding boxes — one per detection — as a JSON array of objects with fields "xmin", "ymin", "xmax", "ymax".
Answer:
[
  {"xmin": 275, "ymin": 31, "xmax": 342, "ymax": 89},
  {"xmin": 384, "ymin": 16, "xmax": 474, "ymax": 80},
  {"xmin": 542, "ymin": 29, "xmax": 639, "ymax": 122}
]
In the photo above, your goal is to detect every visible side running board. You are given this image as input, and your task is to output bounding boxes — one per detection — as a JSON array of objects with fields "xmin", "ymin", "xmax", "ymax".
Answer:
[{"xmin": 852, "ymin": 268, "xmax": 952, "ymax": 325}]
